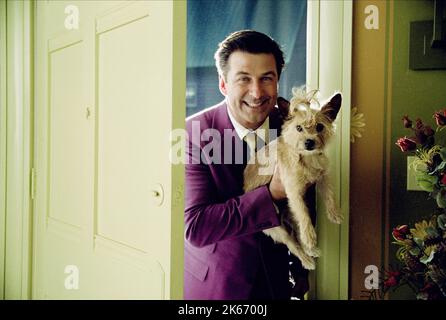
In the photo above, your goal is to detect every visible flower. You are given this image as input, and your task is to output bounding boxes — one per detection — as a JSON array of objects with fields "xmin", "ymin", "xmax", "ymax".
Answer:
[
  {"xmin": 396, "ymin": 137, "xmax": 417, "ymax": 152},
  {"xmin": 434, "ymin": 109, "xmax": 446, "ymax": 127},
  {"xmin": 440, "ymin": 174, "xmax": 446, "ymax": 185},
  {"xmin": 410, "ymin": 218, "xmax": 436, "ymax": 241},
  {"xmin": 383, "ymin": 214, "xmax": 446, "ymax": 299},
  {"xmin": 396, "ymin": 112, "xmax": 446, "ymax": 208},
  {"xmin": 392, "ymin": 225, "xmax": 410, "ymax": 241},
  {"xmin": 350, "ymin": 107, "xmax": 366, "ymax": 143},
  {"xmin": 385, "ymin": 109, "xmax": 446, "ymax": 300},
  {"xmin": 384, "ymin": 274, "xmax": 399, "ymax": 289},
  {"xmin": 424, "ymin": 125, "xmax": 435, "ymax": 137},
  {"xmin": 402, "ymin": 115, "xmax": 412, "ymax": 128}
]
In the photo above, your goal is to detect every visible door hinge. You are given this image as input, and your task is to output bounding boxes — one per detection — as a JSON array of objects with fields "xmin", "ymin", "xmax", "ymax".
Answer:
[{"xmin": 30, "ymin": 167, "xmax": 36, "ymax": 200}]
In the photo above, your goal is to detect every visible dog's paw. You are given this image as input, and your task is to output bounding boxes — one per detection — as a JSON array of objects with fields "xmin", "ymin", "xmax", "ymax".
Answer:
[
  {"xmin": 300, "ymin": 255, "xmax": 316, "ymax": 270},
  {"xmin": 327, "ymin": 206, "xmax": 343, "ymax": 224},
  {"xmin": 307, "ymin": 246, "xmax": 321, "ymax": 258},
  {"xmin": 301, "ymin": 226, "xmax": 317, "ymax": 250},
  {"xmin": 288, "ymin": 243, "xmax": 316, "ymax": 270},
  {"xmin": 328, "ymin": 212, "xmax": 343, "ymax": 224}
]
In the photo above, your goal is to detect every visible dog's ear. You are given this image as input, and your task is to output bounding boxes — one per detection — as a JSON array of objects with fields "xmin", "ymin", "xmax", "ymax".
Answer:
[
  {"xmin": 277, "ymin": 97, "xmax": 290, "ymax": 119},
  {"xmin": 321, "ymin": 93, "xmax": 342, "ymax": 122}
]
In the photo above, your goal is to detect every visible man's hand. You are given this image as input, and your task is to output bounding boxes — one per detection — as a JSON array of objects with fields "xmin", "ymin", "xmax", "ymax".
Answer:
[{"xmin": 268, "ymin": 165, "xmax": 287, "ymax": 202}]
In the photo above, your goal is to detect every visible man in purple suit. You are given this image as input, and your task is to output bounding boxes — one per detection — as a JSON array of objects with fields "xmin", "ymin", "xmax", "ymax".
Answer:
[{"xmin": 184, "ymin": 30, "xmax": 314, "ymax": 300}]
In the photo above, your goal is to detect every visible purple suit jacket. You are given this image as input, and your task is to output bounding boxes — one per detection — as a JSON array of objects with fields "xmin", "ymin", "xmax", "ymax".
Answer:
[{"xmin": 184, "ymin": 100, "xmax": 294, "ymax": 300}]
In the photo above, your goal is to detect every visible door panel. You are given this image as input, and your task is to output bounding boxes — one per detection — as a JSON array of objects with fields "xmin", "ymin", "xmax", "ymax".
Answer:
[
  {"xmin": 97, "ymin": 13, "xmax": 162, "ymax": 252},
  {"xmin": 43, "ymin": 22, "xmax": 92, "ymax": 300},
  {"xmin": 33, "ymin": 0, "xmax": 184, "ymax": 299},
  {"xmin": 49, "ymin": 38, "xmax": 91, "ymax": 229}
]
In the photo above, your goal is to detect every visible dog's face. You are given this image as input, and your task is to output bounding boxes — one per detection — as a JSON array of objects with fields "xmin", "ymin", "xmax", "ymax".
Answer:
[{"xmin": 281, "ymin": 92, "xmax": 342, "ymax": 154}]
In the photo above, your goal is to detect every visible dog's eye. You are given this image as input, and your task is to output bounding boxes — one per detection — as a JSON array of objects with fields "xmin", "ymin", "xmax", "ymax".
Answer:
[
  {"xmin": 316, "ymin": 123, "xmax": 324, "ymax": 132},
  {"xmin": 296, "ymin": 125, "xmax": 303, "ymax": 132}
]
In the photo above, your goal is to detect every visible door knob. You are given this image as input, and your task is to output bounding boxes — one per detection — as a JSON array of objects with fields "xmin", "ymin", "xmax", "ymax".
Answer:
[{"xmin": 151, "ymin": 183, "xmax": 164, "ymax": 206}]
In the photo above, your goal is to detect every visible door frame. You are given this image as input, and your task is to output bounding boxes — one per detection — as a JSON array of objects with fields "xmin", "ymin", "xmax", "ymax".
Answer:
[
  {"xmin": 1, "ymin": 0, "xmax": 34, "ymax": 299},
  {"xmin": 307, "ymin": 0, "xmax": 352, "ymax": 300},
  {"xmin": 0, "ymin": 0, "xmax": 7, "ymax": 300}
]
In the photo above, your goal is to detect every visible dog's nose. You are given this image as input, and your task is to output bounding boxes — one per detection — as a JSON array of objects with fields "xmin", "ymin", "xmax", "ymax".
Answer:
[{"xmin": 305, "ymin": 139, "xmax": 315, "ymax": 150}]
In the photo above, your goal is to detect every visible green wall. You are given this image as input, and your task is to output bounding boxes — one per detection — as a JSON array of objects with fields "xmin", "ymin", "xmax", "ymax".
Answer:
[{"xmin": 389, "ymin": 0, "xmax": 446, "ymax": 299}]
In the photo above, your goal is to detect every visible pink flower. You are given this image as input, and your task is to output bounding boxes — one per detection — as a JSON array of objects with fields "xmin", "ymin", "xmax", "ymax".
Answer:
[
  {"xmin": 414, "ymin": 119, "xmax": 428, "ymax": 144},
  {"xmin": 384, "ymin": 275, "xmax": 399, "ymax": 288},
  {"xmin": 402, "ymin": 115, "xmax": 412, "ymax": 128},
  {"xmin": 392, "ymin": 225, "xmax": 410, "ymax": 241},
  {"xmin": 415, "ymin": 118, "xmax": 424, "ymax": 130},
  {"xmin": 434, "ymin": 110, "xmax": 446, "ymax": 126},
  {"xmin": 395, "ymin": 137, "xmax": 417, "ymax": 152},
  {"xmin": 424, "ymin": 125, "xmax": 435, "ymax": 137},
  {"xmin": 383, "ymin": 270, "xmax": 401, "ymax": 289}
]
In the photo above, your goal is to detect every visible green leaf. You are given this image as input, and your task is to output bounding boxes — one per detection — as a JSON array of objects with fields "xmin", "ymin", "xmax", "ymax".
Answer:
[
  {"xmin": 431, "ymin": 188, "xmax": 439, "ymax": 198},
  {"xmin": 416, "ymin": 292, "xmax": 429, "ymax": 300},
  {"xmin": 414, "ymin": 237, "xmax": 424, "ymax": 247},
  {"xmin": 437, "ymin": 191, "xmax": 446, "ymax": 208},
  {"xmin": 437, "ymin": 214, "xmax": 446, "ymax": 230},
  {"xmin": 409, "ymin": 247, "xmax": 421, "ymax": 256},
  {"xmin": 420, "ymin": 250, "xmax": 435, "ymax": 264},
  {"xmin": 416, "ymin": 174, "xmax": 438, "ymax": 192},
  {"xmin": 425, "ymin": 226, "xmax": 439, "ymax": 238},
  {"xmin": 429, "ymin": 161, "xmax": 446, "ymax": 175},
  {"xmin": 440, "ymin": 147, "xmax": 446, "ymax": 161},
  {"xmin": 396, "ymin": 246, "xmax": 407, "ymax": 260}
]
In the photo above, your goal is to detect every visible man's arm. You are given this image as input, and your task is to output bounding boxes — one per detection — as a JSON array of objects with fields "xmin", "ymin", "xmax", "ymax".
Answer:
[{"xmin": 184, "ymin": 155, "xmax": 280, "ymax": 248}]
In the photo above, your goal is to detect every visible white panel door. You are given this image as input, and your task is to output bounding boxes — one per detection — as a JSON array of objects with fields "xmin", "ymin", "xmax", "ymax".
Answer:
[{"xmin": 33, "ymin": 0, "xmax": 185, "ymax": 299}]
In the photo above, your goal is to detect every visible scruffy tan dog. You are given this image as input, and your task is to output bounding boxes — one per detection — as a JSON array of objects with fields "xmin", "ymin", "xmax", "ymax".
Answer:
[{"xmin": 243, "ymin": 89, "xmax": 343, "ymax": 270}]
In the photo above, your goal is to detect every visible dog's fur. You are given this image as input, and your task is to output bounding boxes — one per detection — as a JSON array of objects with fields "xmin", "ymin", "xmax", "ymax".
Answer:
[{"xmin": 243, "ymin": 88, "xmax": 343, "ymax": 270}]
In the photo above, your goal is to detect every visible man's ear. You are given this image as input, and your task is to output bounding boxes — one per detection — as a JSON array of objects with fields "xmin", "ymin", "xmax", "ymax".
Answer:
[
  {"xmin": 219, "ymin": 75, "xmax": 227, "ymax": 96},
  {"xmin": 321, "ymin": 93, "xmax": 342, "ymax": 122}
]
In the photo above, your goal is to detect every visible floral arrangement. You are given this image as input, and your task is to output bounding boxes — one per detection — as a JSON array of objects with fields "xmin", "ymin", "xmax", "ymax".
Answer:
[
  {"xmin": 387, "ymin": 111, "xmax": 446, "ymax": 300},
  {"xmin": 385, "ymin": 215, "xmax": 446, "ymax": 299}
]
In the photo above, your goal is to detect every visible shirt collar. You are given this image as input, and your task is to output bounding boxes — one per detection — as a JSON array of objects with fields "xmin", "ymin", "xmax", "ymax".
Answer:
[{"xmin": 226, "ymin": 103, "xmax": 270, "ymax": 143}]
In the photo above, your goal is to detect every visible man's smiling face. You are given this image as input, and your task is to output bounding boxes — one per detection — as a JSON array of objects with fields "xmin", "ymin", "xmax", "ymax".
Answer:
[{"xmin": 219, "ymin": 51, "xmax": 278, "ymax": 130}]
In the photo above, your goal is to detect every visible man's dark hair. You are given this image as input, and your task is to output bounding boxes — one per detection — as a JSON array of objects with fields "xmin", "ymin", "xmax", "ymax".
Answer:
[{"xmin": 214, "ymin": 30, "xmax": 285, "ymax": 79}]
